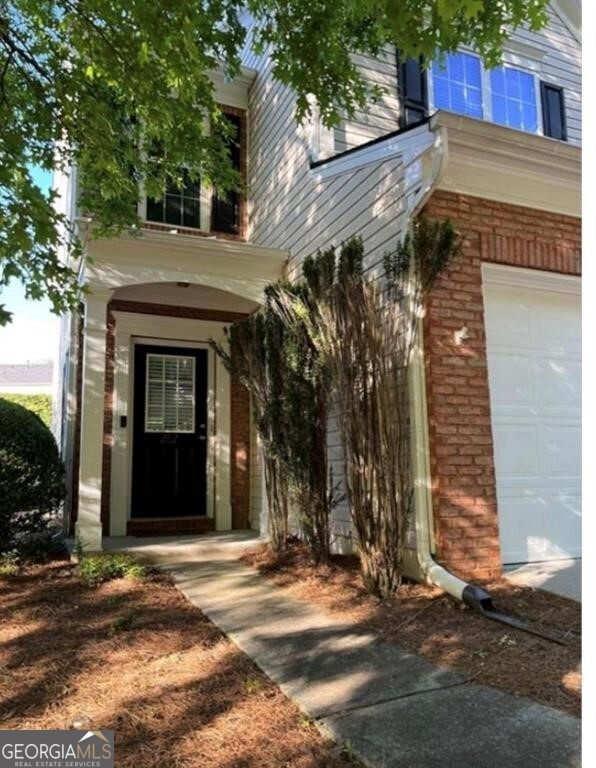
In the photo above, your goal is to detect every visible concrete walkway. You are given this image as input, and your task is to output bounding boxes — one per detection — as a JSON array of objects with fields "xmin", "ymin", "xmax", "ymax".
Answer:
[{"xmin": 109, "ymin": 533, "xmax": 581, "ymax": 768}]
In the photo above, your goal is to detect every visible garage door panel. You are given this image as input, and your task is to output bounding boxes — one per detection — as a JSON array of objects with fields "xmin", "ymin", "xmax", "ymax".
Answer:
[
  {"xmin": 542, "ymin": 425, "xmax": 581, "ymax": 478},
  {"xmin": 536, "ymin": 357, "xmax": 581, "ymax": 413},
  {"xmin": 531, "ymin": 296, "xmax": 580, "ymax": 341},
  {"xmin": 497, "ymin": 490, "xmax": 581, "ymax": 563},
  {"xmin": 493, "ymin": 424, "xmax": 539, "ymax": 477},
  {"xmin": 483, "ymin": 266, "xmax": 581, "ymax": 565},
  {"xmin": 488, "ymin": 352, "xmax": 534, "ymax": 409},
  {"xmin": 484, "ymin": 292, "xmax": 532, "ymax": 335}
]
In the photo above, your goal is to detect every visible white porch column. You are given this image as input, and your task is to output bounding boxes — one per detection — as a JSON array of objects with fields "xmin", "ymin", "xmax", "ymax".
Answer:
[{"xmin": 76, "ymin": 290, "xmax": 111, "ymax": 550}]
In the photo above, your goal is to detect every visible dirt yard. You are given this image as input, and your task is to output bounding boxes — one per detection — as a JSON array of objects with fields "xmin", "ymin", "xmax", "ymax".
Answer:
[
  {"xmin": 0, "ymin": 561, "xmax": 360, "ymax": 768},
  {"xmin": 242, "ymin": 543, "xmax": 581, "ymax": 717}
]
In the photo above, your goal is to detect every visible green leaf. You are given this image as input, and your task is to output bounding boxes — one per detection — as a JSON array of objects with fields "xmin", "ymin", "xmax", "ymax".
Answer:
[{"xmin": 0, "ymin": 0, "xmax": 549, "ymax": 321}]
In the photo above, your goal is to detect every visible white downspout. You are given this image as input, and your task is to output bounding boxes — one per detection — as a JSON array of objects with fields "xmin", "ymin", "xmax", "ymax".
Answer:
[
  {"xmin": 406, "ymin": 116, "xmax": 469, "ymax": 600},
  {"xmin": 408, "ymin": 322, "xmax": 468, "ymax": 600}
]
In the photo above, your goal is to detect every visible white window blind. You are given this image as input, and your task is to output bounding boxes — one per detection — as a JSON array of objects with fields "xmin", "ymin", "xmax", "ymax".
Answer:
[{"xmin": 145, "ymin": 354, "xmax": 195, "ymax": 433}]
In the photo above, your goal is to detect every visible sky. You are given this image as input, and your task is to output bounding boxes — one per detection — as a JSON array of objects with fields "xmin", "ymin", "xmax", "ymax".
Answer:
[{"xmin": 0, "ymin": 167, "xmax": 60, "ymax": 365}]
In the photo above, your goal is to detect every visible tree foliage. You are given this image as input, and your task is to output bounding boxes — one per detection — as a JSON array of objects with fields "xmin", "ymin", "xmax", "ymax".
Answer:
[
  {"xmin": 0, "ymin": 0, "xmax": 548, "ymax": 323},
  {"xmin": 0, "ymin": 393, "xmax": 52, "ymax": 426}
]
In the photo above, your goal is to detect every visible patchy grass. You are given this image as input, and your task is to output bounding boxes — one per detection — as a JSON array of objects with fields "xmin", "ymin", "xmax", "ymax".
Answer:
[
  {"xmin": 77, "ymin": 552, "xmax": 147, "ymax": 585},
  {"xmin": 0, "ymin": 551, "xmax": 19, "ymax": 577},
  {"xmin": 0, "ymin": 561, "xmax": 360, "ymax": 768},
  {"xmin": 242, "ymin": 543, "xmax": 581, "ymax": 717}
]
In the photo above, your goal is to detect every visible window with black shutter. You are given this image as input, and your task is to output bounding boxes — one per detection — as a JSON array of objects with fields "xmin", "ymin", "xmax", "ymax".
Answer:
[
  {"xmin": 541, "ymin": 83, "xmax": 567, "ymax": 141},
  {"xmin": 397, "ymin": 54, "xmax": 428, "ymax": 128},
  {"xmin": 212, "ymin": 114, "xmax": 242, "ymax": 234}
]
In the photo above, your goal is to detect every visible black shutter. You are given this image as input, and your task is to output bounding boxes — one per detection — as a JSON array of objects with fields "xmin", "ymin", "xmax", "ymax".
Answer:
[
  {"xmin": 146, "ymin": 195, "xmax": 164, "ymax": 223},
  {"xmin": 397, "ymin": 53, "xmax": 428, "ymax": 128},
  {"xmin": 212, "ymin": 114, "xmax": 242, "ymax": 234},
  {"xmin": 541, "ymin": 83, "xmax": 567, "ymax": 141}
]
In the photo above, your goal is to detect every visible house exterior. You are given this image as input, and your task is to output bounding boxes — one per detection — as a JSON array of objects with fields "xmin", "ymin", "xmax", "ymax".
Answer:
[
  {"xmin": 0, "ymin": 362, "xmax": 54, "ymax": 395},
  {"xmin": 55, "ymin": 1, "xmax": 581, "ymax": 582}
]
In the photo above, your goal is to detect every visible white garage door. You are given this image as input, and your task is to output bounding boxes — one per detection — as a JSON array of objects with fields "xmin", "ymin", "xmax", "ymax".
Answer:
[{"xmin": 483, "ymin": 265, "xmax": 581, "ymax": 565}]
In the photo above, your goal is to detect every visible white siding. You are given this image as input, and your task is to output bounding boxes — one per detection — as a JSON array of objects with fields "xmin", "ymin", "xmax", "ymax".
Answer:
[
  {"xmin": 246, "ymin": 53, "xmax": 408, "ymax": 272},
  {"xmin": 334, "ymin": 48, "xmax": 400, "ymax": 153},
  {"xmin": 241, "ymin": 1, "xmax": 580, "ymax": 547},
  {"xmin": 244, "ymin": 42, "xmax": 414, "ymax": 548}
]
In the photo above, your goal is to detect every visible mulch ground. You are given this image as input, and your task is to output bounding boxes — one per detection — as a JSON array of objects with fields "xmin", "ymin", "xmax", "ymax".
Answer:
[
  {"xmin": 0, "ymin": 562, "xmax": 360, "ymax": 768},
  {"xmin": 242, "ymin": 543, "xmax": 581, "ymax": 717}
]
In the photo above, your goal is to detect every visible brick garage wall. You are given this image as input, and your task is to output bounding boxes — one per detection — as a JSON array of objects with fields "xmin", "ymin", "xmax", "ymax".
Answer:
[
  {"xmin": 422, "ymin": 190, "xmax": 580, "ymax": 580},
  {"xmin": 98, "ymin": 300, "xmax": 251, "ymax": 534}
]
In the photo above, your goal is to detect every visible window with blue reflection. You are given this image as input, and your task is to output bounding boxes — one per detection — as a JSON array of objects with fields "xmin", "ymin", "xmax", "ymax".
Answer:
[
  {"xmin": 490, "ymin": 66, "xmax": 538, "ymax": 132},
  {"xmin": 432, "ymin": 53, "xmax": 483, "ymax": 118}
]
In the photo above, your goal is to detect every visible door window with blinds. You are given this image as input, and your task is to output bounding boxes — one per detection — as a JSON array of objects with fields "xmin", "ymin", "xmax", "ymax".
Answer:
[{"xmin": 144, "ymin": 353, "xmax": 196, "ymax": 433}]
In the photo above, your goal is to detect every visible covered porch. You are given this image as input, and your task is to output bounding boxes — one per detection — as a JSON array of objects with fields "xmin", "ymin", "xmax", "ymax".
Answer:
[{"xmin": 68, "ymin": 229, "xmax": 286, "ymax": 549}]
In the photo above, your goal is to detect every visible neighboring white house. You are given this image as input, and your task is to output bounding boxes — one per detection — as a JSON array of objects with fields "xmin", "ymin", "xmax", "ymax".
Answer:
[
  {"xmin": 55, "ymin": 1, "xmax": 580, "ymax": 582},
  {"xmin": 0, "ymin": 362, "xmax": 54, "ymax": 395}
]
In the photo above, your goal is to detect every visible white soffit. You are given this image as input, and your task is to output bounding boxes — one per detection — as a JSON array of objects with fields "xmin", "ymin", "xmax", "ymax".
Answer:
[
  {"xmin": 432, "ymin": 112, "xmax": 580, "ymax": 217},
  {"xmin": 210, "ymin": 66, "xmax": 257, "ymax": 110}
]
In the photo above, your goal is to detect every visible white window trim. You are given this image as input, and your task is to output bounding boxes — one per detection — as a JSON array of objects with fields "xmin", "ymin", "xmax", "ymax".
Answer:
[
  {"xmin": 428, "ymin": 52, "xmax": 545, "ymax": 137},
  {"xmin": 305, "ymin": 95, "xmax": 335, "ymax": 163}
]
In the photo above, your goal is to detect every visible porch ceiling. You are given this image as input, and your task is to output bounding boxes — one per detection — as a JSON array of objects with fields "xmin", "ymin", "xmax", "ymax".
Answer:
[{"xmin": 111, "ymin": 282, "xmax": 259, "ymax": 314}]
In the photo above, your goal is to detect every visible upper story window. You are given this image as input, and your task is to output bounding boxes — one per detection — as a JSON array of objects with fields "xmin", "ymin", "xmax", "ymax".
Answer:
[
  {"xmin": 490, "ymin": 66, "xmax": 538, "ymax": 133},
  {"xmin": 143, "ymin": 109, "xmax": 245, "ymax": 237},
  {"xmin": 400, "ymin": 51, "xmax": 567, "ymax": 142},
  {"xmin": 146, "ymin": 170, "xmax": 201, "ymax": 229},
  {"xmin": 432, "ymin": 53, "xmax": 482, "ymax": 119}
]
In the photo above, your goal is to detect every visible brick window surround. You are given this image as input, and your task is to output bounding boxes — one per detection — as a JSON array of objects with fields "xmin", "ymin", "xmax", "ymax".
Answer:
[
  {"xmin": 71, "ymin": 300, "xmax": 252, "ymax": 536},
  {"xmin": 422, "ymin": 190, "xmax": 580, "ymax": 580},
  {"xmin": 142, "ymin": 106, "xmax": 248, "ymax": 243}
]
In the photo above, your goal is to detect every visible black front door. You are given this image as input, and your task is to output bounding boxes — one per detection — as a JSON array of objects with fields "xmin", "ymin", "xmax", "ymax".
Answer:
[{"xmin": 131, "ymin": 345, "xmax": 208, "ymax": 518}]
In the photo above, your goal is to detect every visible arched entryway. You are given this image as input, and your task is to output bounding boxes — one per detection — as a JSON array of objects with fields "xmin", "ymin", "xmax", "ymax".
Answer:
[{"xmin": 68, "ymin": 230, "xmax": 287, "ymax": 550}]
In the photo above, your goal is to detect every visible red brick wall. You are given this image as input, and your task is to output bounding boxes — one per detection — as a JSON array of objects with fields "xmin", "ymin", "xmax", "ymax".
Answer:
[
  {"xmin": 98, "ymin": 300, "xmax": 251, "ymax": 534},
  {"xmin": 422, "ymin": 190, "xmax": 581, "ymax": 580},
  {"xmin": 231, "ymin": 369, "xmax": 251, "ymax": 529}
]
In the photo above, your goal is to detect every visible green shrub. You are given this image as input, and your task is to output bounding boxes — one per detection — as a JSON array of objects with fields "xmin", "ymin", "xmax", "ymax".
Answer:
[
  {"xmin": 78, "ymin": 552, "xmax": 147, "ymax": 586},
  {"xmin": 0, "ymin": 394, "xmax": 52, "ymax": 427},
  {"xmin": 0, "ymin": 398, "xmax": 66, "ymax": 552}
]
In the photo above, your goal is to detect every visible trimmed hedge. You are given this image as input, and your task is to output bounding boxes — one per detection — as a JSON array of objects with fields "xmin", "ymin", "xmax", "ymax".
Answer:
[
  {"xmin": 0, "ymin": 393, "xmax": 52, "ymax": 426},
  {"xmin": 0, "ymin": 398, "xmax": 65, "ymax": 552}
]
